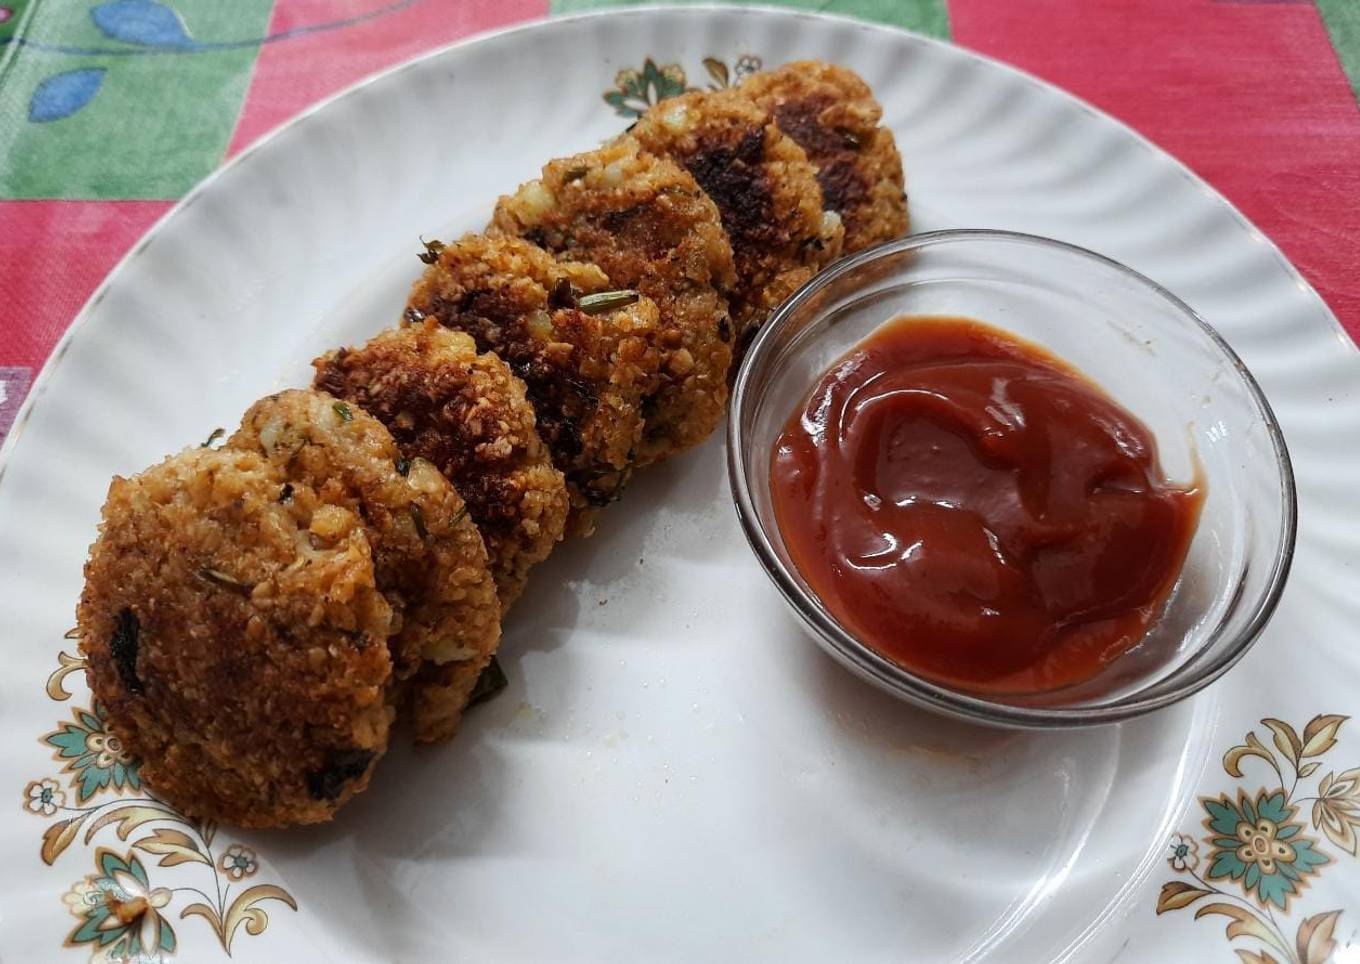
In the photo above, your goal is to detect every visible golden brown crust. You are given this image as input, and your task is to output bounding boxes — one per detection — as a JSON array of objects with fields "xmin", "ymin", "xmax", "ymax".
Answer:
[
  {"xmin": 406, "ymin": 658, "xmax": 487, "ymax": 744},
  {"xmin": 228, "ymin": 389, "xmax": 502, "ymax": 680},
  {"xmin": 490, "ymin": 137, "xmax": 736, "ymax": 463},
  {"xmin": 405, "ymin": 234, "xmax": 664, "ymax": 532},
  {"xmin": 740, "ymin": 61, "xmax": 908, "ymax": 253},
  {"xmin": 78, "ymin": 447, "xmax": 394, "ymax": 827},
  {"xmin": 629, "ymin": 86, "xmax": 844, "ymax": 344},
  {"xmin": 313, "ymin": 323, "xmax": 568, "ymax": 609}
]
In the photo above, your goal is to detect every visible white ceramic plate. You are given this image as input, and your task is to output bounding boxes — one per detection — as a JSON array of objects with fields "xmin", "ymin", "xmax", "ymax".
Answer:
[{"xmin": 3, "ymin": 7, "xmax": 1358, "ymax": 962}]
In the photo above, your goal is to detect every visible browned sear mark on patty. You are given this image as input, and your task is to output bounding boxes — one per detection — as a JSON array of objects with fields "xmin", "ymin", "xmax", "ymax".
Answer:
[
  {"xmin": 772, "ymin": 98, "xmax": 871, "ymax": 216},
  {"xmin": 313, "ymin": 350, "xmax": 531, "ymax": 540},
  {"xmin": 813, "ymin": 155, "xmax": 870, "ymax": 217},
  {"xmin": 773, "ymin": 97, "xmax": 853, "ymax": 155},
  {"xmin": 682, "ymin": 129, "xmax": 778, "ymax": 252},
  {"xmin": 109, "ymin": 607, "xmax": 142, "ymax": 695},
  {"xmin": 738, "ymin": 61, "xmax": 907, "ymax": 254},
  {"xmin": 598, "ymin": 204, "xmax": 691, "ymax": 259},
  {"xmin": 417, "ymin": 293, "xmax": 598, "ymax": 476},
  {"xmin": 308, "ymin": 328, "xmax": 564, "ymax": 612}
]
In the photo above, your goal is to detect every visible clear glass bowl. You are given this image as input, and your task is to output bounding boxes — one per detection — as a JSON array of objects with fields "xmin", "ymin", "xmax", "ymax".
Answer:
[{"xmin": 728, "ymin": 230, "xmax": 1296, "ymax": 726}]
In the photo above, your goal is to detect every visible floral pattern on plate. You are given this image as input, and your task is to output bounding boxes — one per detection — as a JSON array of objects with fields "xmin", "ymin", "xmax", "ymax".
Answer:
[
  {"xmin": 602, "ymin": 54, "xmax": 762, "ymax": 119},
  {"xmin": 1157, "ymin": 714, "xmax": 1355, "ymax": 964},
  {"xmin": 27, "ymin": 648, "xmax": 297, "ymax": 963}
]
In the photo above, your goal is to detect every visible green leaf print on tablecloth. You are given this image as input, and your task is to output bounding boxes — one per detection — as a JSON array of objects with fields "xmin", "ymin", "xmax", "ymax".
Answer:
[
  {"xmin": 1317, "ymin": 0, "xmax": 1360, "ymax": 106},
  {"xmin": 0, "ymin": 0, "xmax": 274, "ymax": 200}
]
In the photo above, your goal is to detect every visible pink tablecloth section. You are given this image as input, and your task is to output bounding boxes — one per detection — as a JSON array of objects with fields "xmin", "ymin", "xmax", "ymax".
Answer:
[{"xmin": 1, "ymin": 0, "xmax": 1357, "ymax": 443}]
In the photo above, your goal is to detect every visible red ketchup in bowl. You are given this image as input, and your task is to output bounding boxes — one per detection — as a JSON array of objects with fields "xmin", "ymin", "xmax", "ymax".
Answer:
[{"xmin": 770, "ymin": 316, "xmax": 1204, "ymax": 694}]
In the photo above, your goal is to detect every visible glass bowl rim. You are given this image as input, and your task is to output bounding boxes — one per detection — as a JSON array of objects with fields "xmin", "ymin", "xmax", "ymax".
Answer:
[{"xmin": 726, "ymin": 227, "xmax": 1298, "ymax": 727}]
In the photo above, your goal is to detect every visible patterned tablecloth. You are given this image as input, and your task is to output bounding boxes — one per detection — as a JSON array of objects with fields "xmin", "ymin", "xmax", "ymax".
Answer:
[{"xmin": 0, "ymin": 0, "xmax": 1356, "ymax": 442}]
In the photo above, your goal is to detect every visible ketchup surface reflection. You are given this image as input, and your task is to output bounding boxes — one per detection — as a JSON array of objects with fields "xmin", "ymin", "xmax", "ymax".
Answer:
[{"xmin": 770, "ymin": 316, "xmax": 1203, "ymax": 693}]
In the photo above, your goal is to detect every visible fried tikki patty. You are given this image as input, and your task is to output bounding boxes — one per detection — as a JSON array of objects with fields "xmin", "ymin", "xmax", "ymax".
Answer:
[
  {"xmin": 407, "ymin": 658, "xmax": 492, "ymax": 746},
  {"xmin": 405, "ymin": 234, "xmax": 664, "ymax": 531},
  {"xmin": 739, "ymin": 61, "xmax": 907, "ymax": 252},
  {"xmin": 629, "ymin": 86, "xmax": 844, "ymax": 341},
  {"xmin": 491, "ymin": 137, "xmax": 736, "ymax": 462},
  {"xmin": 314, "ymin": 323, "xmax": 568, "ymax": 608},
  {"xmin": 78, "ymin": 447, "xmax": 394, "ymax": 826},
  {"xmin": 228, "ymin": 390, "xmax": 502, "ymax": 740}
]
